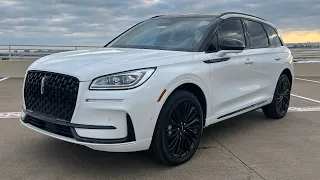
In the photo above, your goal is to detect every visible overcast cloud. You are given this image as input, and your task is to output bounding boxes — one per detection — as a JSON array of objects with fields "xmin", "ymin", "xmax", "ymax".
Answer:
[{"xmin": 1, "ymin": 0, "xmax": 320, "ymax": 45}]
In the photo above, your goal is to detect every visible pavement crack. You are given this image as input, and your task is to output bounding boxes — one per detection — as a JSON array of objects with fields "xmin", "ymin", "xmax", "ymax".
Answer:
[
  {"xmin": 211, "ymin": 136, "xmax": 266, "ymax": 180},
  {"xmin": 0, "ymin": 92, "xmax": 22, "ymax": 108},
  {"xmin": 197, "ymin": 146, "xmax": 217, "ymax": 150}
]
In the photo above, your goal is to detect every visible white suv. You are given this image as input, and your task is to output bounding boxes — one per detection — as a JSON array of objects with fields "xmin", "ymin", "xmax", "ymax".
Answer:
[{"xmin": 21, "ymin": 12, "xmax": 294, "ymax": 165}]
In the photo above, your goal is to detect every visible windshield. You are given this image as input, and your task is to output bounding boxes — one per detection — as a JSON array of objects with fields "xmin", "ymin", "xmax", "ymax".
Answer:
[{"xmin": 107, "ymin": 17, "xmax": 217, "ymax": 52}]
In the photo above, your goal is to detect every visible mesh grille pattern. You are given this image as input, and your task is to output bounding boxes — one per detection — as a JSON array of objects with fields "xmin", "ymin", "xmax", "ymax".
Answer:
[
  {"xmin": 26, "ymin": 116, "xmax": 73, "ymax": 138},
  {"xmin": 24, "ymin": 70, "xmax": 79, "ymax": 122}
]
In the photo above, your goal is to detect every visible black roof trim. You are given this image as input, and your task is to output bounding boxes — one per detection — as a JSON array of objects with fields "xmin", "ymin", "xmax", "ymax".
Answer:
[
  {"xmin": 150, "ymin": 15, "xmax": 165, "ymax": 19},
  {"xmin": 218, "ymin": 12, "xmax": 266, "ymax": 21},
  {"xmin": 149, "ymin": 12, "xmax": 266, "ymax": 21}
]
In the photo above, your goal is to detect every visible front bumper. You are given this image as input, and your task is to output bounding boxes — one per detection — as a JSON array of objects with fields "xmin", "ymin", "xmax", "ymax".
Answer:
[
  {"xmin": 21, "ymin": 80, "xmax": 165, "ymax": 152},
  {"xmin": 20, "ymin": 118, "xmax": 151, "ymax": 152}
]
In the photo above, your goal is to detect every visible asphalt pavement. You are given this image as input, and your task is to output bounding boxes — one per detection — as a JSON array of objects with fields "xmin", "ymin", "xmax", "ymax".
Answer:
[{"xmin": 1, "ymin": 77, "xmax": 320, "ymax": 180}]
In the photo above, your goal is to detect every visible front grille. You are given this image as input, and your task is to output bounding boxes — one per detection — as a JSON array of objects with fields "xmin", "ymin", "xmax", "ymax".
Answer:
[
  {"xmin": 25, "ymin": 116, "xmax": 73, "ymax": 138},
  {"xmin": 24, "ymin": 70, "xmax": 79, "ymax": 122}
]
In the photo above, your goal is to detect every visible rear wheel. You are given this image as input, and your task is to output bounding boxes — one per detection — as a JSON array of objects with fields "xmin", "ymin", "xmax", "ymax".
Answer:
[
  {"xmin": 262, "ymin": 74, "xmax": 291, "ymax": 119},
  {"xmin": 150, "ymin": 90, "xmax": 204, "ymax": 165}
]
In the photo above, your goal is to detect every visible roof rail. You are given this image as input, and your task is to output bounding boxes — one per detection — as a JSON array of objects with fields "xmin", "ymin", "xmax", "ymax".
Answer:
[
  {"xmin": 218, "ymin": 12, "xmax": 266, "ymax": 21},
  {"xmin": 150, "ymin": 15, "xmax": 165, "ymax": 19}
]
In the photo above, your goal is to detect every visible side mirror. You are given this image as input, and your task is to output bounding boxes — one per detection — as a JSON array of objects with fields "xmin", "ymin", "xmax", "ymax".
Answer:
[{"xmin": 217, "ymin": 38, "xmax": 245, "ymax": 57}]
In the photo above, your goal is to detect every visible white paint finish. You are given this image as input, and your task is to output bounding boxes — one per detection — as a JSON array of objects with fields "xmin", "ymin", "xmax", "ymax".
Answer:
[
  {"xmin": 0, "ymin": 77, "xmax": 9, "ymax": 82},
  {"xmin": 295, "ymin": 77, "xmax": 320, "ymax": 84},
  {"xmin": 27, "ymin": 47, "xmax": 194, "ymax": 81},
  {"xmin": 291, "ymin": 94, "xmax": 320, "ymax": 104}
]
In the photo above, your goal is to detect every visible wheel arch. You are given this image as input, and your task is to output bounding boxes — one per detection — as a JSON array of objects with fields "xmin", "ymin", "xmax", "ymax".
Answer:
[
  {"xmin": 157, "ymin": 77, "xmax": 210, "ymax": 127},
  {"xmin": 281, "ymin": 68, "xmax": 293, "ymax": 85}
]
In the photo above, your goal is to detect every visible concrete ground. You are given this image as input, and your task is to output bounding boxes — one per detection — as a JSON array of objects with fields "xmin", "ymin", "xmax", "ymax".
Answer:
[{"xmin": 1, "ymin": 77, "xmax": 320, "ymax": 180}]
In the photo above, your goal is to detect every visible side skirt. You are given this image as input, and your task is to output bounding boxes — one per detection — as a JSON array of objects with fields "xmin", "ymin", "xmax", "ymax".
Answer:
[{"xmin": 217, "ymin": 100, "xmax": 268, "ymax": 119}]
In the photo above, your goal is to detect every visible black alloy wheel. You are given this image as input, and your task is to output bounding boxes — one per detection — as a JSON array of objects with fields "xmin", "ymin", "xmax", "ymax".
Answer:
[
  {"xmin": 262, "ymin": 74, "xmax": 291, "ymax": 119},
  {"xmin": 276, "ymin": 77, "xmax": 291, "ymax": 116},
  {"xmin": 150, "ymin": 90, "xmax": 204, "ymax": 165},
  {"xmin": 166, "ymin": 99, "xmax": 202, "ymax": 158}
]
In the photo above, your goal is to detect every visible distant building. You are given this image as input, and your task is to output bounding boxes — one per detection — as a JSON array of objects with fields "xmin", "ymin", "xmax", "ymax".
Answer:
[{"xmin": 286, "ymin": 42, "xmax": 320, "ymax": 48}]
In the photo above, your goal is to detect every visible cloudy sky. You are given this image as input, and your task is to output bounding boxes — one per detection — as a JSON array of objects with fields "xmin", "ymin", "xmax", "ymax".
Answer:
[{"xmin": 1, "ymin": 0, "xmax": 320, "ymax": 46}]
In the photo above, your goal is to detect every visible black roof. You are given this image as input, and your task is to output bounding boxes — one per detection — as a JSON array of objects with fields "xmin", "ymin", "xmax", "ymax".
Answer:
[
  {"xmin": 150, "ymin": 12, "xmax": 266, "ymax": 21},
  {"xmin": 150, "ymin": 14, "xmax": 218, "ymax": 19}
]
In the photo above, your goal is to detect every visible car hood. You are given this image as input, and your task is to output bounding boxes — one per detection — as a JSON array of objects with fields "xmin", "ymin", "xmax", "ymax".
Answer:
[{"xmin": 28, "ymin": 47, "xmax": 194, "ymax": 81}]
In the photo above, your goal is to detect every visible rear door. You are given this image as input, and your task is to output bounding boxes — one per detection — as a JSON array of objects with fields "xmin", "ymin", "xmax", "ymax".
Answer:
[
  {"xmin": 242, "ymin": 19, "xmax": 276, "ymax": 100},
  {"xmin": 262, "ymin": 24, "xmax": 289, "ymax": 94}
]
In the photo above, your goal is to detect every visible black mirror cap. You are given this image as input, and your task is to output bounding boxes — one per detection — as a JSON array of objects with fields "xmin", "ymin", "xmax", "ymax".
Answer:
[{"xmin": 219, "ymin": 38, "xmax": 245, "ymax": 51}]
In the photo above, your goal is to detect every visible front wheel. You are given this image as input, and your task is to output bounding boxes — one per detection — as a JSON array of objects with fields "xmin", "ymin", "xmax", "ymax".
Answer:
[
  {"xmin": 262, "ymin": 74, "xmax": 291, "ymax": 119},
  {"xmin": 150, "ymin": 90, "xmax": 204, "ymax": 165}
]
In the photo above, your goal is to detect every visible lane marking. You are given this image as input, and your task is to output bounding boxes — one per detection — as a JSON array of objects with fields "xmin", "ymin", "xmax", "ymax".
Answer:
[
  {"xmin": 0, "ymin": 77, "xmax": 9, "ymax": 82},
  {"xmin": 288, "ymin": 106, "xmax": 320, "ymax": 112},
  {"xmin": 0, "ymin": 112, "xmax": 21, "ymax": 119},
  {"xmin": 291, "ymin": 94, "xmax": 320, "ymax": 104},
  {"xmin": 2, "ymin": 106, "xmax": 320, "ymax": 119},
  {"xmin": 295, "ymin": 77, "xmax": 320, "ymax": 84}
]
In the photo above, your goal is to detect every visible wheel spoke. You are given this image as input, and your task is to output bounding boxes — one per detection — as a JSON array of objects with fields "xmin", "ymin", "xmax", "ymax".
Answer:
[
  {"xmin": 283, "ymin": 96, "xmax": 289, "ymax": 105},
  {"xmin": 168, "ymin": 135, "xmax": 180, "ymax": 151},
  {"xmin": 283, "ymin": 82, "xmax": 289, "ymax": 93},
  {"xmin": 168, "ymin": 128, "xmax": 180, "ymax": 139},
  {"xmin": 185, "ymin": 130, "xmax": 197, "ymax": 144},
  {"xmin": 176, "ymin": 137, "xmax": 182, "ymax": 157},
  {"xmin": 171, "ymin": 111, "xmax": 180, "ymax": 126},
  {"xmin": 186, "ymin": 127, "xmax": 198, "ymax": 135},
  {"xmin": 186, "ymin": 107, "xmax": 198, "ymax": 123},
  {"xmin": 276, "ymin": 98, "xmax": 282, "ymax": 107},
  {"xmin": 185, "ymin": 118, "xmax": 200, "ymax": 129},
  {"xmin": 277, "ymin": 100, "xmax": 283, "ymax": 112},
  {"xmin": 170, "ymin": 119, "xmax": 180, "ymax": 127},
  {"xmin": 283, "ymin": 98, "xmax": 288, "ymax": 111},
  {"xmin": 178, "ymin": 103, "xmax": 185, "ymax": 122},
  {"xmin": 180, "ymin": 136, "xmax": 187, "ymax": 156},
  {"xmin": 283, "ymin": 89, "xmax": 290, "ymax": 96}
]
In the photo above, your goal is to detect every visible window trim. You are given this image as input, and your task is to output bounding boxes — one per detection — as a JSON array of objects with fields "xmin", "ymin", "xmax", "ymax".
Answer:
[{"xmin": 243, "ymin": 18, "xmax": 270, "ymax": 49}]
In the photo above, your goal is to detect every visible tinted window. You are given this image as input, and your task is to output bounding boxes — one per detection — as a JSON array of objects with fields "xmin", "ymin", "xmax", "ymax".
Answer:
[
  {"xmin": 264, "ymin": 25, "xmax": 282, "ymax": 47},
  {"xmin": 245, "ymin": 20, "xmax": 269, "ymax": 48},
  {"xmin": 217, "ymin": 19, "xmax": 246, "ymax": 46},
  {"xmin": 108, "ymin": 18, "xmax": 217, "ymax": 52}
]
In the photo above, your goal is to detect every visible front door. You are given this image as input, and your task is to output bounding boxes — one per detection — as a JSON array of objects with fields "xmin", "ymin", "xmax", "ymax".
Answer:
[{"xmin": 195, "ymin": 18, "xmax": 257, "ymax": 119}]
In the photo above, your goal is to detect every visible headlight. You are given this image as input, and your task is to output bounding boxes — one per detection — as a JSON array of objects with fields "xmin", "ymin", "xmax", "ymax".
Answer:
[{"xmin": 89, "ymin": 68, "xmax": 156, "ymax": 90}]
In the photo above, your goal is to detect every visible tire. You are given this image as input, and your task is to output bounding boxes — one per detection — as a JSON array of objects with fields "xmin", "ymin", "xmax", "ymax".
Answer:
[
  {"xmin": 150, "ymin": 90, "xmax": 204, "ymax": 165},
  {"xmin": 262, "ymin": 74, "xmax": 291, "ymax": 119}
]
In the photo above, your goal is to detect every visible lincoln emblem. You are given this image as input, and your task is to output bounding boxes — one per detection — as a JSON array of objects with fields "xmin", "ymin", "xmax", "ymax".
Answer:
[{"xmin": 40, "ymin": 76, "xmax": 48, "ymax": 95}]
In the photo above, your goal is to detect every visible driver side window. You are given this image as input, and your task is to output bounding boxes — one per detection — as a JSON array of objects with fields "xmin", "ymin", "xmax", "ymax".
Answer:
[{"xmin": 208, "ymin": 19, "xmax": 246, "ymax": 52}]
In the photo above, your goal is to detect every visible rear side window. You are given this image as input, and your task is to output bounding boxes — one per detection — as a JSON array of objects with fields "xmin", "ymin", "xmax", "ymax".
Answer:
[
  {"xmin": 217, "ymin": 19, "xmax": 246, "ymax": 46},
  {"xmin": 263, "ymin": 25, "xmax": 283, "ymax": 47},
  {"xmin": 245, "ymin": 20, "xmax": 269, "ymax": 49}
]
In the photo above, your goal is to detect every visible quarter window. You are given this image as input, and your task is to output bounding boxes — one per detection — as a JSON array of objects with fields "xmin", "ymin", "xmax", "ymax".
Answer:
[
  {"xmin": 264, "ymin": 25, "xmax": 283, "ymax": 47},
  {"xmin": 245, "ymin": 20, "xmax": 269, "ymax": 48}
]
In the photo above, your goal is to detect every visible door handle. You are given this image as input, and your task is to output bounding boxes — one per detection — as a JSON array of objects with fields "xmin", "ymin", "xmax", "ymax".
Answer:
[
  {"xmin": 244, "ymin": 58, "xmax": 254, "ymax": 65},
  {"xmin": 275, "ymin": 56, "xmax": 282, "ymax": 61}
]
